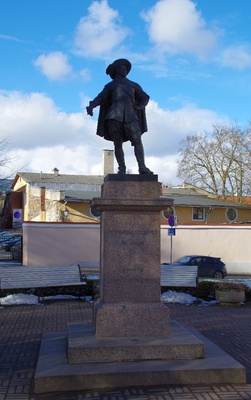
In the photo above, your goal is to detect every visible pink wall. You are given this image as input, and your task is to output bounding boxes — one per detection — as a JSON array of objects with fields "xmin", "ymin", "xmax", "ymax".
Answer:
[
  {"xmin": 161, "ymin": 225, "xmax": 251, "ymax": 274},
  {"xmin": 23, "ymin": 222, "xmax": 251, "ymax": 274},
  {"xmin": 23, "ymin": 222, "xmax": 100, "ymax": 266}
]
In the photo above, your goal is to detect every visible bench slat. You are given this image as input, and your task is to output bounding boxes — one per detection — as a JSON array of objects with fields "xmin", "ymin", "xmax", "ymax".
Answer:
[
  {"xmin": 0, "ymin": 264, "xmax": 84, "ymax": 290},
  {"xmin": 160, "ymin": 265, "xmax": 198, "ymax": 287}
]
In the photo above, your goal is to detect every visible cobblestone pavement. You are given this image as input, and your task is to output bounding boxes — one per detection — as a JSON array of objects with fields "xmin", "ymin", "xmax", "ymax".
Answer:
[{"xmin": 1, "ymin": 300, "xmax": 251, "ymax": 400}]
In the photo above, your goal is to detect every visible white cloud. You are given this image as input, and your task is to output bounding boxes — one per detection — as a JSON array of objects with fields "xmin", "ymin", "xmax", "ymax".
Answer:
[
  {"xmin": 141, "ymin": 0, "xmax": 218, "ymax": 59},
  {"xmin": 0, "ymin": 90, "xmax": 228, "ymax": 185},
  {"xmin": 33, "ymin": 51, "xmax": 73, "ymax": 81},
  {"xmin": 74, "ymin": 0, "xmax": 130, "ymax": 57},
  {"xmin": 10, "ymin": 144, "xmax": 106, "ymax": 177},
  {"xmin": 0, "ymin": 90, "xmax": 96, "ymax": 149},
  {"xmin": 220, "ymin": 44, "xmax": 251, "ymax": 70},
  {"xmin": 143, "ymin": 100, "xmax": 228, "ymax": 157},
  {"xmin": 0, "ymin": 34, "xmax": 23, "ymax": 43}
]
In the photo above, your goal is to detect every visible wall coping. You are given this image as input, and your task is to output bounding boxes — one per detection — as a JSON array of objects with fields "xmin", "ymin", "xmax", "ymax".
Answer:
[{"xmin": 23, "ymin": 222, "xmax": 99, "ymax": 228}]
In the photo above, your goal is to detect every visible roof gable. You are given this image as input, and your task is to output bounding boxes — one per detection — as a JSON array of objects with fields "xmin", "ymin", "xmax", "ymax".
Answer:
[{"xmin": 11, "ymin": 172, "xmax": 104, "ymax": 190}]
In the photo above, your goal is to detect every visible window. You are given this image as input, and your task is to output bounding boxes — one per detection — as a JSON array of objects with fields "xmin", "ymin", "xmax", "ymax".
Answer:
[
  {"xmin": 162, "ymin": 206, "xmax": 174, "ymax": 221},
  {"xmin": 192, "ymin": 207, "xmax": 205, "ymax": 221},
  {"xmin": 190, "ymin": 257, "xmax": 202, "ymax": 265},
  {"xmin": 226, "ymin": 208, "xmax": 238, "ymax": 222},
  {"xmin": 89, "ymin": 205, "xmax": 100, "ymax": 219}
]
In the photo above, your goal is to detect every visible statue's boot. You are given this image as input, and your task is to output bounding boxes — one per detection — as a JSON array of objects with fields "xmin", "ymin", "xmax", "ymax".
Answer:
[
  {"xmin": 114, "ymin": 142, "xmax": 126, "ymax": 174},
  {"xmin": 134, "ymin": 142, "xmax": 153, "ymax": 175}
]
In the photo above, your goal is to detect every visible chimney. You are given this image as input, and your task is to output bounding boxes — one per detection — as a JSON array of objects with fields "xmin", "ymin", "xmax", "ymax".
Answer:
[
  {"xmin": 102, "ymin": 149, "xmax": 114, "ymax": 175},
  {"xmin": 53, "ymin": 168, "xmax": 59, "ymax": 176}
]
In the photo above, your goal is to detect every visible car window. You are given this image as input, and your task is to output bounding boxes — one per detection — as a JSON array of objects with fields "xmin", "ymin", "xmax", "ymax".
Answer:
[
  {"xmin": 202, "ymin": 257, "xmax": 212, "ymax": 266},
  {"xmin": 175, "ymin": 256, "xmax": 191, "ymax": 264},
  {"xmin": 190, "ymin": 257, "xmax": 202, "ymax": 265}
]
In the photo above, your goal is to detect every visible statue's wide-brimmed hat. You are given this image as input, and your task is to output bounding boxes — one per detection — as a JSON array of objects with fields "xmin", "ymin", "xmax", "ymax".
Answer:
[{"xmin": 106, "ymin": 59, "xmax": 131, "ymax": 79}]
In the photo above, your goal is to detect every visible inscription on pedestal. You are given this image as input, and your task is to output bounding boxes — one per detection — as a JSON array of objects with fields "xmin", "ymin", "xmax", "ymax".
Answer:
[
  {"xmin": 100, "ymin": 212, "xmax": 161, "ymax": 303},
  {"xmin": 107, "ymin": 228, "xmax": 158, "ymax": 252}
]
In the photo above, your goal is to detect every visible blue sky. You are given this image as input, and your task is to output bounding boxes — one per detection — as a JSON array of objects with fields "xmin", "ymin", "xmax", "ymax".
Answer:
[{"xmin": 1, "ymin": 0, "xmax": 251, "ymax": 184}]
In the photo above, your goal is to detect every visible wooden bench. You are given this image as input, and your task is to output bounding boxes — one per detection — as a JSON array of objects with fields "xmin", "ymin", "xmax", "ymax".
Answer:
[
  {"xmin": 0, "ymin": 264, "xmax": 86, "ymax": 302},
  {"xmin": 75, "ymin": 263, "xmax": 198, "ymax": 289},
  {"xmin": 160, "ymin": 264, "xmax": 198, "ymax": 287},
  {"xmin": 78, "ymin": 261, "xmax": 100, "ymax": 277}
]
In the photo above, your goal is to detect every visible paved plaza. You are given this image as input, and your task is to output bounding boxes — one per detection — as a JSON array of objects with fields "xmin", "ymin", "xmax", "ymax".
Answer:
[{"xmin": 1, "ymin": 299, "xmax": 251, "ymax": 400}]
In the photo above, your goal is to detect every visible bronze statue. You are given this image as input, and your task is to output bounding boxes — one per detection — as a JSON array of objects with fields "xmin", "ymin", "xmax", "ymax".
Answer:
[{"xmin": 86, "ymin": 59, "xmax": 153, "ymax": 175}]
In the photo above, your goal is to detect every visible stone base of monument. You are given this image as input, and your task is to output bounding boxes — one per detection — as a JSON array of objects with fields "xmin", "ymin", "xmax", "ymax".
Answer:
[
  {"xmin": 67, "ymin": 320, "xmax": 204, "ymax": 363},
  {"xmin": 34, "ymin": 175, "xmax": 246, "ymax": 393},
  {"xmin": 35, "ymin": 319, "xmax": 246, "ymax": 394}
]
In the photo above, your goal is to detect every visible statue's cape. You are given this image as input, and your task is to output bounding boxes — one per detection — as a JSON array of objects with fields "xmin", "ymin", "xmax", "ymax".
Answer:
[{"xmin": 96, "ymin": 80, "xmax": 148, "ymax": 142}]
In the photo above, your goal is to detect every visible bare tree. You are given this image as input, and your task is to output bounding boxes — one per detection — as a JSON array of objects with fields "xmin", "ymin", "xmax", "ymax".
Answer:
[
  {"xmin": 177, "ymin": 124, "xmax": 251, "ymax": 202},
  {"xmin": 0, "ymin": 137, "xmax": 19, "ymax": 192}
]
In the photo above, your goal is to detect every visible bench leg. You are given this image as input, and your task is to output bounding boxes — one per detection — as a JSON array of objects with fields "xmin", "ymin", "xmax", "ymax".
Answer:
[
  {"xmin": 37, "ymin": 288, "xmax": 44, "ymax": 303},
  {"xmin": 80, "ymin": 278, "xmax": 89, "ymax": 302}
]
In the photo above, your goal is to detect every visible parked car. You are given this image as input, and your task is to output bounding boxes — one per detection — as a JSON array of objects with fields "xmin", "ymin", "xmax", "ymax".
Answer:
[
  {"xmin": 162, "ymin": 255, "xmax": 227, "ymax": 279},
  {"xmin": 10, "ymin": 240, "xmax": 22, "ymax": 261},
  {"xmin": 0, "ymin": 232, "xmax": 14, "ymax": 243},
  {"xmin": 0, "ymin": 235, "xmax": 21, "ymax": 252}
]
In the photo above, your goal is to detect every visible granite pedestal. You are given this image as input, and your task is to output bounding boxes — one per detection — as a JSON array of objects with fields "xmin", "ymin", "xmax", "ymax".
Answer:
[
  {"xmin": 35, "ymin": 175, "xmax": 246, "ymax": 393},
  {"xmin": 67, "ymin": 175, "xmax": 202, "ymax": 362}
]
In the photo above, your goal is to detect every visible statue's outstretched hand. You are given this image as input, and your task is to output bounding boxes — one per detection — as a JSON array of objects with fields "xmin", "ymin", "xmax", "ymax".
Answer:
[{"xmin": 86, "ymin": 106, "xmax": 93, "ymax": 116}]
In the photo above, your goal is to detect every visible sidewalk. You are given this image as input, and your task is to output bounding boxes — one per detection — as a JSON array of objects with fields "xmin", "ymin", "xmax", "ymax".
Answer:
[{"xmin": 1, "ymin": 299, "xmax": 251, "ymax": 400}]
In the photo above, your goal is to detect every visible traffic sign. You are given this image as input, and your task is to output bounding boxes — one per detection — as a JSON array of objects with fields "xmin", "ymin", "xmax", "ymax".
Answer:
[
  {"xmin": 168, "ymin": 215, "xmax": 174, "ymax": 226},
  {"xmin": 168, "ymin": 228, "xmax": 176, "ymax": 236}
]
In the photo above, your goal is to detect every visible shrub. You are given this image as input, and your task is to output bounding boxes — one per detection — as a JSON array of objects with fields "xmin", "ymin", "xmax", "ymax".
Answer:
[
  {"xmin": 246, "ymin": 288, "xmax": 251, "ymax": 301},
  {"xmin": 196, "ymin": 281, "xmax": 215, "ymax": 299}
]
